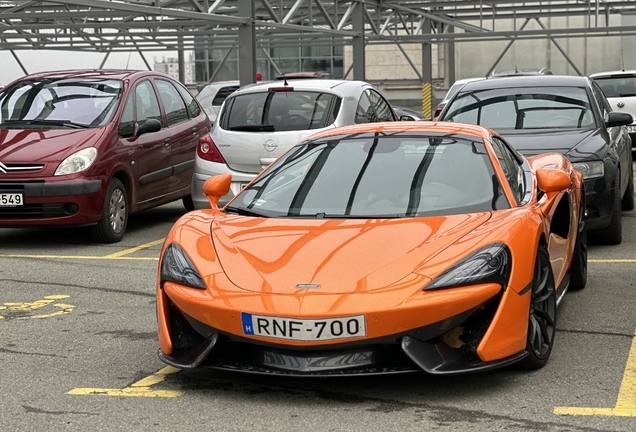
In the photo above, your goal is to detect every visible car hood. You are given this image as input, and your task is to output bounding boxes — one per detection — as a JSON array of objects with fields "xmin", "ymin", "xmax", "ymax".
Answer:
[
  {"xmin": 0, "ymin": 127, "xmax": 106, "ymax": 165},
  {"xmin": 499, "ymin": 128, "xmax": 596, "ymax": 156},
  {"xmin": 210, "ymin": 212, "xmax": 491, "ymax": 294}
]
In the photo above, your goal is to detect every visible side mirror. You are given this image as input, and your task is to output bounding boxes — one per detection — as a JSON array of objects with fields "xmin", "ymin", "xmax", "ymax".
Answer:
[
  {"xmin": 400, "ymin": 115, "xmax": 415, "ymax": 121},
  {"xmin": 135, "ymin": 119, "xmax": 162, "ymax": 136},
  {"xmin": 606, "ymin": 112, "xmax": 633, "ymax": 128},
  {"xmin": 202, "ymin": 174, "xmax": 231, "ymax": 209},
  {"xmin": 536, "ymin": 168, "xmax": 571, "ymax": 193}
]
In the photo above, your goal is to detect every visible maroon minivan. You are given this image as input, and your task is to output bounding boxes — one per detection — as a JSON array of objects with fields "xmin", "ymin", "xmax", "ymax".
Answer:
[{"xmin": 0, "ymin": 69, "xmax": 211, "ymax": 242}]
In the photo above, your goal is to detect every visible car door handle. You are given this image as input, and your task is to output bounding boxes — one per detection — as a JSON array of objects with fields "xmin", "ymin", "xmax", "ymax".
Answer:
[
  {"xmin": 191, "ymin": 127, "xmax": 198, "ymax": 133},
  {"xmin": 164, "ymin": 138, "xmax": 171, "ymax": 145}
]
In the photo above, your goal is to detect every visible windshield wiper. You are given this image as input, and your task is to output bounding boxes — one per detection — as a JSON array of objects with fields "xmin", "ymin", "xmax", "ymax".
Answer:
[
  {"xmin": 224, "ymin": 206, "xmax": 269, "ymax": 217},
  {"xmin": 2, "ymin": 119, "xmax": 88, "ymax": 129},
  {"xmin": 229, "ymin": 124, "xmax": 275, "ymax": 132}
]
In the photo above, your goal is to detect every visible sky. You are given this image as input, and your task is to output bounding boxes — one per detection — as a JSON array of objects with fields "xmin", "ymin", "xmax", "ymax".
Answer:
[{"xmin": 0, "ymin": 50, "xmax": 178, "ymax": 86}]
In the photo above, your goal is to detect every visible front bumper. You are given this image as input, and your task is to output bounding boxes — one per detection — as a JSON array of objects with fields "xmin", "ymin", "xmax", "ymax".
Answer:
[
  {"xmin": 157, "ymin": 282, "xmax": 530, "ymax": 376},
  {"xmin": 0, "ymin": 179, "xmax": 103, "ymax": 226}
]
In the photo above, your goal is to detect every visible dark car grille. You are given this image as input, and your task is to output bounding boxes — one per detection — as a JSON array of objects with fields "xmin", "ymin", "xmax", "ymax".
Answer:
[{"xmin": 0, "ymin": 203, "xmax": 77, "ymax": 219}]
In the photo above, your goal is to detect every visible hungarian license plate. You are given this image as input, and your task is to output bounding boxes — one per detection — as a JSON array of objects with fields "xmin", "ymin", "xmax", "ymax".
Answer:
[
  {"xmin": 627, "ymin": 125, "xmax": 636, "ymax": 133},
  {"xmin": 0, "ymin": 193, "xmax": 23, "ymax": 207},
  {"xmin": 241, "ymin": 312, "xmax": 366, "ymax": 341}
]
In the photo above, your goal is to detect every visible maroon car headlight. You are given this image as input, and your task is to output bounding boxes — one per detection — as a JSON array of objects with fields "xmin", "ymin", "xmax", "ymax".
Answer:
[
  {"xmin": 160, "ymin": 244, "xmax": 206, "ymax": 290},
  {"xmin": 54, "ymin": 147, "xmax": 98, "ymax": 176},
  {"xmin": 424, "ymin": 243, "xmax": 511, "ymax": 291}
]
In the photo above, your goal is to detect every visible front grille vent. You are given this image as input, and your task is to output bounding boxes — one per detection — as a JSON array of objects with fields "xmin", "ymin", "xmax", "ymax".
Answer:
[{"xmin": 0, "ymin": 163, "xmax": 44, "ymax": 174}]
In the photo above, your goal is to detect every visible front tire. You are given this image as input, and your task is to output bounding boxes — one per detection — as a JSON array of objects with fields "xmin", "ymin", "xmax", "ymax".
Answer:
[
  {"xmin": 622, "ymin": 164, "xmax": 634, "ymax": 211},
  {"xmin": 517, "ymin": 246, "xmax": 557, "ymax": 370},
  {"xmin": 598, "ymin": 184, "xmax": 623, "ymax": 245},
  {"xmin": 182, "ymin": 194, "xmax": 195, "ymax": 212},
  {"xmin": 90, "ymin": 178, "xmax": 128, "ymax": 243},
  {"xmin": 569, "ymin": 193, "xmax": 587, "ymax": 290}
]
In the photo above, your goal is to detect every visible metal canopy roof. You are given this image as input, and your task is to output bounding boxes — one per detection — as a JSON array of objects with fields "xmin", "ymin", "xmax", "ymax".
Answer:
[{"xmin": 1, "ymin": 1, "xmax": 636, "ymax": 52}]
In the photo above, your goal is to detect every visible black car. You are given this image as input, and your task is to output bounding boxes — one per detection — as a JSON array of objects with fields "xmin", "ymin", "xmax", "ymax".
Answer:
[{"xmin": 439, "ymin": 75, "xmax": 633, "ymax": 244}]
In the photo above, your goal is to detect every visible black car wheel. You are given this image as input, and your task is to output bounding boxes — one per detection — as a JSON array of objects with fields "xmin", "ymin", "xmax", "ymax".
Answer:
[
  {"xmin": 90, "ymin": 178, "xmax": 128, "ymax": 243},
  {"xmin": 599, "ymin": 184, "xmax": 623, "ymax": 245},
  {"xmin": 518, "ymin": 245, "xmax": 556, "ymax": 370},
  {"xmin": 182, "ymin": 194, "xmax": 195, "ymax": 212},
  {"xmin": 569, "ymin": 193, "xmax": 587, "ymax": 290},
  {"xmin": 621, "ymin": 164, "xmax": 634, "ymax": 211}
]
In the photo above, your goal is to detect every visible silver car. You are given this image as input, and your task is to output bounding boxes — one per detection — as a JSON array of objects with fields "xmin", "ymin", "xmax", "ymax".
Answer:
[
  {"xmin": 191, "ymin": 79, "xmax": 397, "ymax": 208},
  {"xmin": 590, "ymin": 70, "xmax": 636, "ymax": 148}
]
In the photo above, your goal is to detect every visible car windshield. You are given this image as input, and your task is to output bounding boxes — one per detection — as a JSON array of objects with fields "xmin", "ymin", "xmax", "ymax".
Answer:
[
  {"xmin": 227, "ymin": 133, "xmax": 509, "ymax": 218},
  {"xmin": 593, "ymin": 76, "xmax": 636, "ymax": 98},
  {"xmin": 221, "ymin": 89, "xmax": 341, "ymax": 132},
  {"xmin": 0, "ymin": 78, "xmax": 123, "ymax": 128},
  {"xmin": 442, "ymin": 86, "xmax": 595, "ymax": 130}
]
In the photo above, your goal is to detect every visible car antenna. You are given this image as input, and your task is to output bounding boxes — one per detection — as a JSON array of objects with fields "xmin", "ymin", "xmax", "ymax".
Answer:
[
  {"xmin": 621, "ymin": 49, "xmax": 625, "ymax": 72},
  {"xmin": 514, "ymin": 64, "xmax": 518, "ymax": 73},
  {"xmin": 283, "ymin": 74, "xmax": 289, "ymax": 86}
]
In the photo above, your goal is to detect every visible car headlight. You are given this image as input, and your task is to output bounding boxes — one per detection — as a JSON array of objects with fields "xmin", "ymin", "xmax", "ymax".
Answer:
[
  {"xmin": 160, "ymin": 243, "xmax": 206, "ymax": 289},
  {"xmin": 424, "ymin": 243, "xmax": 511, "ymax": 291},
  {"xmin": 573, "ymin": 161, "xmax": 604, "ymax": 179},
  {"xmin": 54, "ymin": 147, "xmax": 98, "ymax": 176}
]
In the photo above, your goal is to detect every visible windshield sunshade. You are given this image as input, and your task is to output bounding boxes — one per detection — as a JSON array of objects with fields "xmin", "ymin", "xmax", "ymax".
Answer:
[{"xmin": 228, "ymin": 133, "xmax": 509, "ymax": 218}]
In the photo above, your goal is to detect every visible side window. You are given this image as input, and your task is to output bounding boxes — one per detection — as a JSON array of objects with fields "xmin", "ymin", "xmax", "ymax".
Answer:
[
  {"xmin": 155, "ymin": 79, "xmax": 189, "ymax": 126},
  {"xmin": 173, "ymin": 82, "xmax": 201, "ymax": 117},
  {"xmin": 135, "ymin": 80, "xmax": 162, "ymax": 125},
  {"xmin": 118, "ymin": 92, "xmax": 134, "ymax": 137},
  {"xmin": 213, "ymin": 86, "xmax": 240, "ymax": 106},
  {"xmin": 490, "ymin": 136, "xmax": 524, "ymax": 204},
  {"xmin": 368, "ymin": 90, "xmax": 395, "ymax": 121},
  {"xmin": 591, "ymin": 82, "xmax": 612, "ymax": 121},
  {"xmin": 355, "ymin": 92, "xmax": 377, "ymax": 124}
]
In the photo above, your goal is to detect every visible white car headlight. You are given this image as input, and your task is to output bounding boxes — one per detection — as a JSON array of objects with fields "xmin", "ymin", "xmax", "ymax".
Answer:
[
  {"xmin": 573, "ymin": 161, "xmax": 604, "ymax": 179},
  {"xmin": 54, "ymin": 147, "xmax": 98, "ymax": 176}
]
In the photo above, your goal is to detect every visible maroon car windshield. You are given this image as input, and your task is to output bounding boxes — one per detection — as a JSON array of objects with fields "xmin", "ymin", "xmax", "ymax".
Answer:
[{"xmin": 0, "ymin": 78, "xmax": 123, "ymax": 128}]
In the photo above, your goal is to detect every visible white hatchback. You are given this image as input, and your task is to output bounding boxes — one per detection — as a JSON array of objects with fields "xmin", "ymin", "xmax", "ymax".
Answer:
[
  {"xmin": 590, "ymin": 70, "xmax": 636, "ymax": 148},
  {"xmin": 191, "ymin": 79, "xmax": 398, "ymax": 208}
]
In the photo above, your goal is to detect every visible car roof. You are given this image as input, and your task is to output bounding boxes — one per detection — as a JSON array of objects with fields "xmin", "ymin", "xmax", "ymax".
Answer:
[
  {"xmin": 13, "ymin": 69, "xmax": 161, "ymax": 81},
  {"xmin": 303, "ymin": 121, "xmax": 493, "ymax": 143},
  {"xmin": 229, "ymin": 79, "xmax": 370, "ymax": 95},
  {"xmin": 459, "ymin": 75, "xmax": 590, "ymax": 92},
  {"xmin": 590, "ymin": 70, "xmax": 636, "ymax": 78}
]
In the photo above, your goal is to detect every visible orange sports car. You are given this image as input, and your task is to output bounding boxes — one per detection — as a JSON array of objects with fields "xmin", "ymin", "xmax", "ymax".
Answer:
[{"xmin": 156, "ymin": 121, "xmax": 586, "ymax": 376}]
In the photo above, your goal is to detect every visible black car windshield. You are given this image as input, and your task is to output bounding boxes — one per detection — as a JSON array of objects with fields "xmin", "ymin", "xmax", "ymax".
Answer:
[
  {"xmin": 442, "ymin": 86, "xmax": 595, "ymax": 130},
  {"xmin": 0, "ymin": 78, "xmax": 123, "ymax": 128},
  {"xmin": 227, "ymin": 133, "xmax": 509, "ymax": 218},
  {"xmin": 221, "ymin": 90, "xmax": 341, "ymax": 132}
]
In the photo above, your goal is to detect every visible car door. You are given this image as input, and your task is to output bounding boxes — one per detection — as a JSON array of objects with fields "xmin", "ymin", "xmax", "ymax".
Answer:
[
  {"xmin": 153, "ymin": 78, "xmax": 200, "ymax": 196},
  {"xmin": 591, "ymin": 82, "xmax": 630, "ymax": 195},
  {"xmin": 119, "ymin": 79, "xmax": 171, "ymax": 205}
]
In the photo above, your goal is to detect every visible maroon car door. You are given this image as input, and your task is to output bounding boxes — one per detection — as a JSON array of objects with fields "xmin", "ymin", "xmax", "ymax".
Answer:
[
  {"xmin": 154, "ymin": 78, "xmax": 200, "ymax": 196},
  {"xmin": 121, "ymin": 79, "xmax": 171, "ymax": 205}
]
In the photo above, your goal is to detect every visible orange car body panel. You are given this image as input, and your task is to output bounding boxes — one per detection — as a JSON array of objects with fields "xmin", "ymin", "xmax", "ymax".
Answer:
[{"xmin": 157, "ymin": 121, "xmax": 584, "ymax": 366}]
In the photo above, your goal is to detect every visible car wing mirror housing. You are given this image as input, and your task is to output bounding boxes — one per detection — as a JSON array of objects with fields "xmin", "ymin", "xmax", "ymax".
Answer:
[
  {"xmin": 606, "ymin": 112, "xmax": 633, "ymax": 128},
  {"xmin": 135, "ymin": 119, "xmax": 162, "ymax": 136},
  {"xmin": 203, "ymin": 174, "xmax": 231, "ymax": 209},
  {"xmin": 400, "ymin": 115, "xmax": 415, "ymax": 121},
  {"xmin": 536, "ymin": 168, "xmax": 571, "ymax": 214}
]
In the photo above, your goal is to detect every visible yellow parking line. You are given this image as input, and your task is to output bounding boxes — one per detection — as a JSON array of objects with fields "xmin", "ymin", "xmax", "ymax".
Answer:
[
  {"xmin": 67, "ymin": 366, "xmax": 182, "ymax": 398},
  {"xmin": 103, "ymin": 239, "xmax": 165, "ymax": 258},
  {"xmin": 0, "ymin": 254, "xmax": 158, "ymax": 261},
  {"xmin": 554, "ymin": 328, "xmax": 636, "ymax": 416}
]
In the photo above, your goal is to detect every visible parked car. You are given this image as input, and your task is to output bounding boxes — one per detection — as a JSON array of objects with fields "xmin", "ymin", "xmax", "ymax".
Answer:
[
  {"xmin": 0, "ymin": 69, "xmax": 211, "ymax": 242},
  {"xmin": 439, "ymin": 75, "xmax": 634, "ymax": 244},
  {"xmin": 157, "ymin": 121, "xmax": 586, "ymax": 374},
  {"xmin": 433, "ymin": 77, "xmax": 485, "ymax": 119},
  {"xmin": 191, "ymin": 79, "xmax": 398, "ymax": 209},
  {"xmin": 195, "ymin": 80, "xmax": 241, "ymax": 124},
  {"xmin": 590, "ymin": 70, "xmax": 636, "ymax": 148},
  {"xmin": 393, "ymin": 106, "xmax": 430, "ymax": 121}
]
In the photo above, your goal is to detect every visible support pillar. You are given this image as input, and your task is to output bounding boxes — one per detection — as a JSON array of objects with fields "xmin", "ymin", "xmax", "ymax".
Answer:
[{"xmin": 238, "ymin": 0, "xmax": 257, "ymax": 86}]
